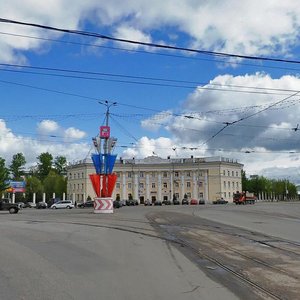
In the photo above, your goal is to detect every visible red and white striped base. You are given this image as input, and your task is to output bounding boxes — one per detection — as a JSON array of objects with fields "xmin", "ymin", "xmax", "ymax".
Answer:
[{"xmin": 94, "ymin": 197, "xmax": 113, "ymax": 214}]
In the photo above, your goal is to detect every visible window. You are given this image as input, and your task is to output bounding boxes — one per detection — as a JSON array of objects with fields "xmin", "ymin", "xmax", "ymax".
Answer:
[
  {"xmin": 199, "ymin": 192, "xmax": 204, "ymax": 198},
  {"xmin": 228, "ymin": 170, "xmax": 230, "ymax": 176},
  {"xmin": 116, "ymin": 172, "xmax": 120, "ymax": 178},
  {"xmin": 223, "ymin": 170, "xmax": 225, "ymax": 176},
  {"xmin": 151, "ymin": 172, "xmax": 155, "ymax": 178},
  {"xmin": 152, "ymin": 183, "xmax": 156, "ymax": 188},
  {"xmin": 128, "ymin": 183, "xmax": 132, "ymax": 189},
  {"xmin": 78, "ymin": 173, "xmax": 80, "ymax": 179},
  {"xmin": 198, "ymin": 181, "xmax": 203, "ymax": 187},
  {"xmin": 116, "ymin": 183, "xmax": 120, "ymax": 189},
  {"xmin": 236, "ymin": 171, "xmax": 239, "ymax": 177},
  {"xmin": 224, "ymin": 181, "xmax": 226, "ymax": 188},
  {"xmin": 187, "ymin": 192, "xmax": 191, "ymax": 198},
  {"xmin": 128, "ymin": 172, "xmax": 132, "ymax": 178},
  {"xmin": 73, "ymin": 184, "xmax": 76, "ymax": 189},
  {"xmin": 163, "ymin": 182, "xmax": 168, "ymax": 188},
  {"xmin": 228, "ymin": 181, "xmax": 230, "ymax": 188},
  {"xmin": 187, "ymin": 182, "xmax": 191, "ymax": 188},
  {"xmin": 163, "ymin": 172, "xmax": 168, "ymax": 178},
  {"xmin": 81, "ymin": 183, "xmax": 84, "ymax": 190},
  {"xmin": 139, "ymin": 172, "xmax": 144, "ymax": 178},
  {"xmin": 139, "ymin": 183, "xmax": 144, "ymax": 188},
  {"xmin": 232, "ymin": 171, "xmax": 234, "ymax": 177},
  {"xmin": 77, "ymin": 184, "xmax": 80, "ymax": 189},
  {"xmin": 82, "ymin": 172, "xmax": 84, "ymax": 178},
  {"xmin": 174, "ymin": 171, "xmax": 179, "ymax": 178},
  {"xmin": 69, "ymin": 173, "xmax": 72, "ymax": 179},
  {"xmin": 175, "ymin": 182, "xmax": 179, "ymax": 188},
  {"xmin": 224, "ymin": 192, "xmax": 226, "ymax": 197},
  {"xmin": 186, "ymin": 171, "xmax": 191, "ymax": 177},
  {"xmin": 229, "ymin": 192, "xmax": 231, "ymax": 197},
  {"xmin": 74, "ymin": 173, "xmax": 76, "ymax": 179},
  {"xmin": 232, "ymin": 182, "xmax": 235, "ymax": 189},
  {"xmin": 198, "ymin": 172, "xmax": 203, "ymax": 177},
  {"xmin": 236, "ymin": 182, "xmax": 239, "ymax": 189}
]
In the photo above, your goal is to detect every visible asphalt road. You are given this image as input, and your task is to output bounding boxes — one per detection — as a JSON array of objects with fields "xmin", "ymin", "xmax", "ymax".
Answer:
[{"xmin": 1, "ymin": 202, "xmax": 299, "ymax": 300}]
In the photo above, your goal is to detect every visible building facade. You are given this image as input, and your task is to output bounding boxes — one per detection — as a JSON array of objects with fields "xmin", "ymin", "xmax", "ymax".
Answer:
[{"xmin": 66, "ymin": 156, "xmax": 243, "ymax": 203}]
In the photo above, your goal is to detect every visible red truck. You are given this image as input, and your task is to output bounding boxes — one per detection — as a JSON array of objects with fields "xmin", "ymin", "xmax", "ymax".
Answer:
[{"xmin": 233, "ymin": 191, "xmax": 256, "ymax": 205}]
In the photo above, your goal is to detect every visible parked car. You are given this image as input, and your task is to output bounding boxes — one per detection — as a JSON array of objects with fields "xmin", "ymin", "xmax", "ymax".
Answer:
[
  {"xmin": 144, "ymin": 199, "xmax": 152, "ymax": 206},
  {"xmin": 154, "ymin": 200, "xmax": 162, "ymax": 206},
  {"xmin": 51, "ymin": 200, "xmax": 74, "ymax": 209},
  {"xmin": 24, "ymin": 202, "xmax": 36, "ymax": 208},
  {"xmin": 16, "ymin": 202, "xmax": 25, "ymax": 209},
  {"xmin": 113, "ymin": 200, "xmax": 121, "ymax": 208},
  {"xmin": 173, "ymin": 199, "xmax": 180, "ymax": 205},
  {"xmin": 182, "ymin": 198, "xmax": 189, "ymax": 205},
  {"xmin": 119, "ymin": 200, "xmax": 126, "ymax": 207},
  {"xmin": 213, "ymin": 198, "xmax": 228, "ymax": 205},
  {"xmin": 190, "ymin": 199, "xmax": 198, "ymax": 205},
  {"xmin": 78, "ymin": 200, "xmax": 94, "ymax": 208},
  {"xmin": 0, "ymin": 198, "xmax": 19, "ymax": 214},
  {"xmin": 162, "ymin": 199, "xmax": 171, "ymax": 205},
  {"xmin": 199, "ymin": 199, "xmax": 205, "ymax": 205},
  {"xmin": 36, "ymin": 202, "xmax": 47, "ymax": 209}
]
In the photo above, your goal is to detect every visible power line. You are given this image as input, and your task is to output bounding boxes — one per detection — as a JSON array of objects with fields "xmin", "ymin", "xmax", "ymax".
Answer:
[
  {"xmin": 1, "ymin": 31, "xmax": 300, "ymax": 73},
  {"xmin": 1, "ymin": 17, "xmax": 300, "ymax": 65},
  {"xmin": 0, "ymin": 65, "xmax": 295, "ymax": 96}
]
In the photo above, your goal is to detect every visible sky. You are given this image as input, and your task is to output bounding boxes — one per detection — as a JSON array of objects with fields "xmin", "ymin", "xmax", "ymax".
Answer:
[{"xmin": 0, "ymin": 0, "xmax": 300, "ymax": 183}]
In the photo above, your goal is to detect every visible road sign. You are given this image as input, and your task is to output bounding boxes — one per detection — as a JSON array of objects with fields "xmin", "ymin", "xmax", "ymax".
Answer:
[{"xmin": 94, "ymin": 198, "xmax": 113, "ymax": 214}]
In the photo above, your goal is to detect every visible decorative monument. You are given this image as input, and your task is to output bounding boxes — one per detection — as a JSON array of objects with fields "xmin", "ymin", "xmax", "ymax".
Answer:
[{"xmin": 90, "ymin": 101, "xmax": 117, "ymax": 213}]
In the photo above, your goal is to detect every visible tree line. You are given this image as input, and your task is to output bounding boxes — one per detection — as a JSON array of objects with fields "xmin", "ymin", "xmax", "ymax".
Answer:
[
  {"xmin": 242, "ymin": 171, "xmax": 298, "ymax": 200},
  {"xmin": 0, "ymin": 152, "xmax": 67, "ymax": 202}
]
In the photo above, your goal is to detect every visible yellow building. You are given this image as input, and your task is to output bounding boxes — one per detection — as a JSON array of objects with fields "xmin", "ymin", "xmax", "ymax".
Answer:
[{"xmin": 67, "ymin": 156, "xmax": 243, "ymax": 204}]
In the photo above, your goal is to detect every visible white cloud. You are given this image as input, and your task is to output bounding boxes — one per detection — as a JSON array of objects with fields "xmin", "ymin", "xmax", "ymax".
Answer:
[
  {"xmin": 114, "ymin": 26, "xmax": 152, "ymax": 50},
  {"xmin": 1, "ymin": 1, "xmax": 300, "ymax": 62},
  {"xmin": 0, "ymin": 119, "xmax": 89, "ymax": 166},
  {"xmin": 141, "ymin": 110, "xmax": 174, "ymax": 131},
  {"xmin": 37, "ymin": 120, "xmax": 59, "ymax": 134},
  {"xmin": 64, "ymin": 127, "xmax": 86, "ymax": 140}
]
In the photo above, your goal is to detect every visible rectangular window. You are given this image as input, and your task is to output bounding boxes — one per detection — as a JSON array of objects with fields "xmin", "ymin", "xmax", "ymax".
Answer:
[
  {"xmin": 236, "ymin": 171, "xmax": 239, "ymax": 177},
  {"xmin": 174, "ymin": 171, "xmax": 179, "ymax": 178},
  {"xmin": 128, "ymin": 183, "xmax": 132, "ymax": 189},
  {"xmin": 139, "ymin": 172, "xmax": 144, "ymax": 178},
  {"xmin": 236, "ymin": 182, "xmax": 239, "ymax": 189},
  {"xmin": 81, "ymin": 183, "xmax": 84, "ymax": 190},
  {"xmin": 232, "ymin": 182, "xmax": 235, "ymax": 189},
  {"xmin": 163, "ymin": 182, "xmax": 168, "ymax": 188},
  {"xmin": 224, "ymin": 181, "xmax": 226, "ymax": 188},
  {"xmin": 152, "ymin": 172, "xmax": 155, "ymax": 178},
  {"xmin": 199, "ymin": 192, "xmax": 204, "ymax": 198},
  {"xmin": 228, "ymin": 171, "xmax": 230, "ymax": 176},
  {"xmin": 175, "ymin": 182, "xmax": 179, "ymax": 188},
  {"xmin": 139, "ymin": 183, "xmax": 144, "ymax": 188},
  {"xmin": 82, "ymin": 172, "xmax": 84, "ymax": 178},
  {"xmin": 152, "ymin": 183, "xmax": 156, "ymax": 188},
  {"xmin": 163, "ymin": 172, "xmax": 168, "ymax": 178},
  {"xmin": 116, "ymin": 183, "xmax": 120, "ymax": 189},
  {"xmin": 187, "ymin": 182, "xmax": 191, "ymax": 188},
  {"xmin": 187, "ymin": 192, "xmax": 191, "ymax": 198},
  {"xmin": 229, "ymin": 192, "xmax": 231, "ymax": 197},
  {"xmin": 128, "ymin": 172, "xmax": 132, "ymax": 178},
  {"xmin": 224, "ymin": 192, "xmax": 226, "ymax": 197},
  {"xmin": 232, "ymin": 171, "xmax": 234, "ymax": 177},
  {"xmin": 228, "ymin": 181, "xmax": 230, "ymax": 188},
  {"xmin": 198, "ymin": 181, "xmax": 203, "ymax": 187},
  {"xmin": 186, "ymin": 171, "xmax": 191, "ymax": 177},
  {"xmin": 223, "ymin": 170, "xmax": 225, "ymax": 176},
  {"xmin": 69, "ymin": 173, "xmax": 72, "ymax": 179}
]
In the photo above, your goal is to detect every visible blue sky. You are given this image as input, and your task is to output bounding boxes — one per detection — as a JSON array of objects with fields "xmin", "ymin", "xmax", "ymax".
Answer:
[{"xmin": 1, "ymin": 1, "xmax": 300, "ymax": 182}]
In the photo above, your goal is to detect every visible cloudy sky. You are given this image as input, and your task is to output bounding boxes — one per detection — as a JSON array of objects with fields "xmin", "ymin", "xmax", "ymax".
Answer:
[{"xmin": 0, "ymin": 0, "xmax": 300, "ymax": 182}]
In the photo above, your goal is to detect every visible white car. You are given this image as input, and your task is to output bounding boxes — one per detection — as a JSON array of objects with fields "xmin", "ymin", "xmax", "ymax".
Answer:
[{"xmin": 51, "ymin": 200, "xmax": 74, "ymax": 209}]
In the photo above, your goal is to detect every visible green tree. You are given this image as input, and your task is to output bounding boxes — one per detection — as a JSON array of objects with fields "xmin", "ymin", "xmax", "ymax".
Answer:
[
  {"xmin": 37, "ymin": 152, "xmax": 53, "ymax": 180},
  {"xmin": 10, "ymin": 152, "xmax": 26, "ymax": 180},
  {"xmin": 43, "ymin": 171, "xmax": 67, "ymax": 199},
  {"xmin": 0, "ymin": 157, "xmax": 9, "ymax": 193},
  {"xmin": 54, "ymin": 156, "xmax": 67, "ymax": 175},
  {"xmin": 25, "ymin": 176, "xmax": 43, "ymax": 201}
]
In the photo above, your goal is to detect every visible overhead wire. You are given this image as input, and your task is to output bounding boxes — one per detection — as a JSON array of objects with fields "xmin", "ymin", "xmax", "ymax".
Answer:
[{"xmin": 1, "ymin": 17, "xmax": 300, "ymax": 64}]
